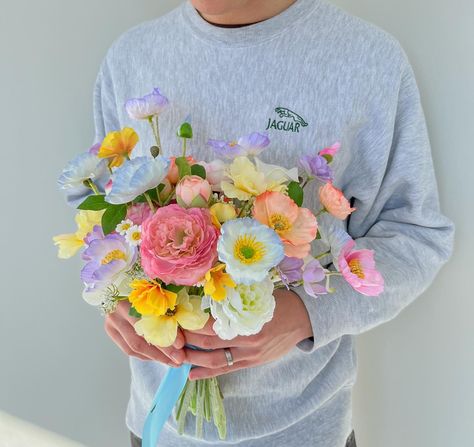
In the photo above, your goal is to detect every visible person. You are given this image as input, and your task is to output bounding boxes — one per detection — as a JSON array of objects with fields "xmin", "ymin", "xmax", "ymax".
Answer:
[{"xmin": 95, "ymin": 1, "xmax": 455, "ymax": 446}]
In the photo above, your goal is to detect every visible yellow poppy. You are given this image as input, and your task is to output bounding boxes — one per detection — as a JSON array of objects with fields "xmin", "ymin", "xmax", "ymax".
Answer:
[{"xmin": 98, "ymin": 127, "xmax": 139, "ymax": 168}]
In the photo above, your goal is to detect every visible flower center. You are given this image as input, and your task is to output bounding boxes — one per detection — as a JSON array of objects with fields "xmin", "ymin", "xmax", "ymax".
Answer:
[
  {"xmin": 269, "ymin": 214, "xmax": 291, "ymax": 232},
  {"xmin": 229, "ymin": 141, "xmax": 238, "ymax": 147},
  {"xmin": 101, "ymin": 249, "xmax": 126, "ymax": 265},
  {"xmin": 234, "ymin": 234, "xmax": 266, "ymax": 265},
  {"xmin": 131, "ymin": 231, "xmax": 141, "ymax": 241},
  {"xmin": 348, "ymin": 259, "xmax": 365, "ymax": 279},
  {"xmin": 165, "ymin": 307, "xmax": 177, "ymax": 317}
]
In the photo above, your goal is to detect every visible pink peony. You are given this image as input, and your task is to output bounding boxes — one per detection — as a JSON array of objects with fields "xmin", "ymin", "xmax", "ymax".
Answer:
[
  {"xmin": 319, "ymin": 182, "xmax": 356, "ymax": 220},
  {"xmin": 338, "ymin": 239, "xmax": 384, "ymax": 296},
  {"xmin": 127, "ymin": 203, "xmax": 154, "ymax": 225},
  {"xmin": 140, "ymin": 204, "xmax": 219, "ymax": 286},
  {"xmin": 176, "ymin": 175, "xmax": 211, "ymax": 208}
]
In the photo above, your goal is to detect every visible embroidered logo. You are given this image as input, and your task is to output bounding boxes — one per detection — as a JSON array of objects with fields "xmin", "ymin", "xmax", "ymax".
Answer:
[{"xmin": 265, "ymin": 107, "xmax": 308, "ymax": 133}]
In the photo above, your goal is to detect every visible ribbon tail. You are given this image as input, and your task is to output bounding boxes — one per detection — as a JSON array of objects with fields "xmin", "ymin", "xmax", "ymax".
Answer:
[{"xmin": 142, "ymin": 363, "xmax": 192, "ymax": 447}]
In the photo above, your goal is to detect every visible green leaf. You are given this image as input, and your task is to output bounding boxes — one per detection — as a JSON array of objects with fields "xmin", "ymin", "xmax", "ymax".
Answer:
[
  {"xmin": 163, "ymin": 284, "xmax": 184, "ymax": 293},
  {"xmin": 175, "ymin": 156, "xmax": 191, "ymax": 179},
  {"xmin": 129, "ymin": 306, "xmax": 142, "ymax": 318},
  {"xmin": 133, "ymin": 194, "xmax": 147, "ymax": 203},
  {"xmin": 190, "ymin": 164, "xmax": 207, "ymax": 179},
  {"xmin": 101, "ymin": 204, "xmax": 127, "ymax": 235},
  {"xmin": 322, "ymin": 154, "xmax": 333, "ymax": 164},
  {"xmin": 287, "ymin": 181, "xmax": 304, "ymax": 207},
  {"xmin": 77, "ymin": 194, "xmax": 108, "ymax": 210}
]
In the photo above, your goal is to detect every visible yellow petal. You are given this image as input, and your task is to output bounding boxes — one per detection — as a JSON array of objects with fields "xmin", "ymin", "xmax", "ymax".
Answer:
[
  {"xmin": 134, "ymin": 315, "xmax": 177, "ymax": 348},
  {"xmin": 75, "ymin": 210, "xmax": 104, "ymax": 240},
  {"xmin": 52, "ymin": 233, "xmax": 83, "ymax": 259},
  {"xmin": 176, "ymin": 296, "xmax": 209, "ymax": 331}
]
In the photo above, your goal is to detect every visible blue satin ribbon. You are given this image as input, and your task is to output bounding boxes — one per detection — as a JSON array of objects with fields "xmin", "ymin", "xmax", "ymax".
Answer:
[{"xmin": 142, "ymin": 363, "xmax": 192, "ymax": 447}]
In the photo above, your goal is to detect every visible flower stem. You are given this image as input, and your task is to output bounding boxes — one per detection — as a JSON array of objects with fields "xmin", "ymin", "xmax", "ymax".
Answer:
[
  {"xmin": 182, "ymin": 138, "xmax": 187, "ymax": 157},
  {"xmin": 144, "ymin": 192, "xmax": 156, "ymax": 213},
  {"xmin": 85, "ymin": 179, "xmax": 100, "ymax": 195},
  {"xmin": 148, "ymin": 116, "xmax": 162, "ymax": 154},
  {"xmin": 314, "ymin": 250, "xmax": 331, "ymax": 260},
  {"xmin": 315, "ymin": 207, "xmax": 327, "ymax": 218}
]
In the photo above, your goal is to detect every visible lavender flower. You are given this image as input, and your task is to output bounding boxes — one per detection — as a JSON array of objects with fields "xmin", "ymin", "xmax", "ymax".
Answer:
[
  {"xmin": 302, "ymin": 259, "xmax": 327, "ymax": 297},
  {"xmin": 277, "ymin": 256, "xmax": 304, "ymax": 287},
  {"xmin": 298, "ymin": 154, "xmax": 333, "ymax": 182},
  {"xmin": 208, "ymin": 131, "xmax": 270, "ymax": 159},
  {"xmin": 125, "ymin": 88, "xmax": 169, "ymax": 120}
]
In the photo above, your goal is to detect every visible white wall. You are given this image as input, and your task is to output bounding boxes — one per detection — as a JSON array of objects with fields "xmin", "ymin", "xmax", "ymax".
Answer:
[{"xmin": 0, "ymin": 1, "xmax": 471, "ymax": 447}]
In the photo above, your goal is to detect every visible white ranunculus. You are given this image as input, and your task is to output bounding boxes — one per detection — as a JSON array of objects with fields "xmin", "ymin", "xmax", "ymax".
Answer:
[{"xmin": 210, "ymin": 277, "xmax": 275, "ymax": 339}]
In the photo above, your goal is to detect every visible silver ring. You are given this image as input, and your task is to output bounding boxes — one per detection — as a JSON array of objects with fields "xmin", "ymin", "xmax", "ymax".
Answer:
[{"xmin": 224, "ymin": 348, "xmax": 234, "ymax": 367}]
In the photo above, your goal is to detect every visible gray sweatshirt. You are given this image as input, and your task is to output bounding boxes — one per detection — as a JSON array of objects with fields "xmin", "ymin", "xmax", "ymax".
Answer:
[{"xmin": 93, "ymin": 1, "xmax": 455, "ymax": 445}]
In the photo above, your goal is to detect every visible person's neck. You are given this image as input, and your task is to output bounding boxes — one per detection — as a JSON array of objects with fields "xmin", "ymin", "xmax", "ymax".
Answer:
[{"xmin": 197, "ymin": 0, "xmax": 297, "ymax": 27}]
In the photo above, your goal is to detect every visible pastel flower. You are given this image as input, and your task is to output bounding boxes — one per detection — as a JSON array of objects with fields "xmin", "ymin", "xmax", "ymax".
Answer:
[
  {"xmin": 298, "ymin": 154, "xmax": 333, "ymax": 182},
  {"xmin": 209, "ymin": 277, "xmax": 275, "ymax": 340},
  {"xmin": 276, "ymin": 256, "xmax": 304, "ymax": 287},
  {"xmin": 167, "ymin": 156, "xmax": 195, "ymax": 185},
  {"xmin": 221, "ymin": 156, "xmax": 298, "ymax": 201},
  {"xmin": 98, "ymin": 127, "xmax": 139, "ymax": 168},
  {"xmin": 126, "ymin": 203, "xmax": 154, "ymax": 225},
  {"xmin": 88, "ymin": 142, "xmax": 101, "ymax": 155},
  {"xmin": 140, "ymin": 204, "xmax": 219, "ymax": 286},
  {"xmin": 319, "ymin": 182, "xmax": 356, "ymax": 220},
  {"xmin": 53, "ymin": 210, "xmax": 104, "ymax": 259},
  {"xmin": 116, "ymin": 219, "xmax": 134, "ymax": 236},
  {"xmin": 203, "ymin": 264, "xmax": 236, "ymax": 302},
  {"xmin": 125, "ymin": 225, "xmax": 142, "ymax": 246},
  {"xmin": 201, "ymin": 159, "xmax": 226, "ymax": 191},
  {"xmin": 57, "ymin": 152, "xmax": 109, "ymax": 207},
  {"xmin": 338, "ymin": 239, "xmax": 384, "ymax": 296},
  {"xmin": 208, "ymin": 132, "xmax": 270, "ymax": 159},
  {"xmin": 127, "ymin": 279, "xmax": 177, "ymax": 316},
  {"xmin": 81, "ymin": 232, "xmax": 137, "ymax": 297},
  {"xmin": 125, "ymin": 88, "xmax": 169, "ymax": 120},
  {"xmin": 217, "ymin": 218, "xmax": 284, "ymax": 285},
  {"xmin": 209, "ymin": 202, "xmax": 237, "ymax": 229},
  {"xmin": 302, "ymin": 259, "xmax": 327, "ymax": 297},
  {"xmin": 106, "ymin": 155, "xmax": 169, "ymax": 204},
  {"xmin": 176, "ymin": 175, "xmax": 212, "ymax": 208},
  {"xmin": 253, "ymin": 191, "xmax": 318, "ymax": 258},
  {"xmin": 319, "ymin": 141, "xmax": 341, "ymax": 158},
  {"xmin": 82, "ymin": 270, "xmax": 132, "ymax": 308},
  {"xmin": 134, "ymin": 289, "xmax": 209, "ymax": 347}
]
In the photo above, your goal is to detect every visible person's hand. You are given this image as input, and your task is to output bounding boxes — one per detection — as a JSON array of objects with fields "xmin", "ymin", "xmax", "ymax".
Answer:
[
  {"xmin": 182, "ymin": 289, "xmax": 313, "ymax": 380},
  {"xmin": 104, "ymin": 300, "xmax": 186, "ymax": 366}
]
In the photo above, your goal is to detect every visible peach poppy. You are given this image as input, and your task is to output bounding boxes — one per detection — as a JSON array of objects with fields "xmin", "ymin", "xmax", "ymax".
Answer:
[
  {"xmin": 252, "ymin": 191, "xmax": 318, "ymax": 259},
  {"xmin": 318, "ymin": 182, "xmax": 356, "ymax": 219}
]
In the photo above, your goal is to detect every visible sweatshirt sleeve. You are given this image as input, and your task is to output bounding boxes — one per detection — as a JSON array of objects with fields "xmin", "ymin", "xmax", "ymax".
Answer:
[
  {"xmin": 295, "ymin": 58, "xmax": 455, "ymax": 353},
  {"xmin": 92, "ymin": 56, "xmax": 121, "ymax": 144}
]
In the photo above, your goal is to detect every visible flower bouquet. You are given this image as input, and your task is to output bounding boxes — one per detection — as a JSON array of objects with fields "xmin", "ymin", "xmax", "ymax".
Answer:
[{"xmin": 54, "ymin": 87, "xmax": 384, "ymax": 443}]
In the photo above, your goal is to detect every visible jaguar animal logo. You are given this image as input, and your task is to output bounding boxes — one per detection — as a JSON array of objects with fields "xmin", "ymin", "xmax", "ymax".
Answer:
[{"xmin": 265, "ymin": 107, "xmax": 308, "ymax": 133}]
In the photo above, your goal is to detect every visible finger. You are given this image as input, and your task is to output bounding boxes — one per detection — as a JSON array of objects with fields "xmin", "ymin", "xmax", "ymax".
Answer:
[
  {"xmin": 189, "ymin": 360, "xmax": 254, "ymax": 381},
  {"xmin": 184, "ymin": 331, "xmax": 257, "ymax": 350},
  {"xmin": 184, "ymin": 347, "xmax": 253, "ymax": 369},
  {"xmin": 116, "ymin": 300, "xmax": 138, "ymax": 322},
  {"xmin": 105, "ymin": 325, "xmax": 149, "ymax": 361},
  {"xmin": 173, "ymin": 329, "xmax": 185, "ymax": 350},
  {"xmin": 186, "ymin": 318, "xmax": 216, "ymax": 336},
  {"xmin": 108, "ymin": 314, "xmax": 182, "ymax": 365}
]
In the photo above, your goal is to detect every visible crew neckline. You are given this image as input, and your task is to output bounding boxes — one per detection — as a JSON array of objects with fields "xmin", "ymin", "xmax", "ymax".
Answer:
[{"xmin": 181, "ymin": 0, "xmax": 322, "ymax": 47}]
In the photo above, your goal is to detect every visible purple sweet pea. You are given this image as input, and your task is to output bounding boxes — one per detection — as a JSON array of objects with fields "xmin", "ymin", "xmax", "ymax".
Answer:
[
  {"xmin": 302, "ymin": 259, "xmax": 328, "ymax": 297},
  {"xmin": 277, "ymin": 256, "xmax": 304, "ymax": 287},
  {"xmin": 207, "ymin": 131, "xmax": 270, "ymax": 159},
  {"xmin": 298, "ymin": 154, "xmax": 333, "ymax": 182},
  {"xmin": 81, "ymin": 232, "xmax": 137, "ymax": 293},
  {"xmin": 125, "ymin": 88, "xmax": 169, "ymax": 120}
]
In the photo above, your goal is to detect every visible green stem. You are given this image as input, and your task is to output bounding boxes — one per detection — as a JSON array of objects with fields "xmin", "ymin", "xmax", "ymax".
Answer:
[
  {"xmin": 301, "ymin": 176, "xmax": 314, "ymax": 189},
  {"xmin": 182, "ymin": 138, "xmax": 187, "ymax": 157},
  {"xmin": 148, "ymin": 116, "xmax": 162, "ymax": 154},
  {"xmin": 86, "ymin": 179, "xmax": 100, "ymax": 195},
  {"xmin": 144, "ymin": 192, "xmax": 156, "ymax": 213},
  {"xmin": 315, "ymin": 207, "xmax": 327, "ymax": 218},
  {"xmin": 314, "ymin": 250, "xmax": 331, "ymax": 260}
]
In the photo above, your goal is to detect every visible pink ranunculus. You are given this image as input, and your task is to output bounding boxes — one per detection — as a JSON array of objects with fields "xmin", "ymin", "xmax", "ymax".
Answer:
[
  {"xmin": 166, "ymin": 156, "xmax": 195, "ymax": 185},
  {"xmin": 176, "ymin": 175, "xmax": 212, "ymax": 208},
  {"xmin": 140, "ymin": 204, "xmax": 219, "ymax": 286},
  {"xmin": 127, "ymin": 203, "xmax": 154, "ymax": 225},
  {"xmin": 202, "ymin": 159, "xmax": 226, "ymax": 191},
  {"xmin": 319, "ymin": 182, "xmax": 356, "ymax": 220},
  {"xmin": 338, "ymin": 239, "xmax": 384, "ymax": 296}
]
